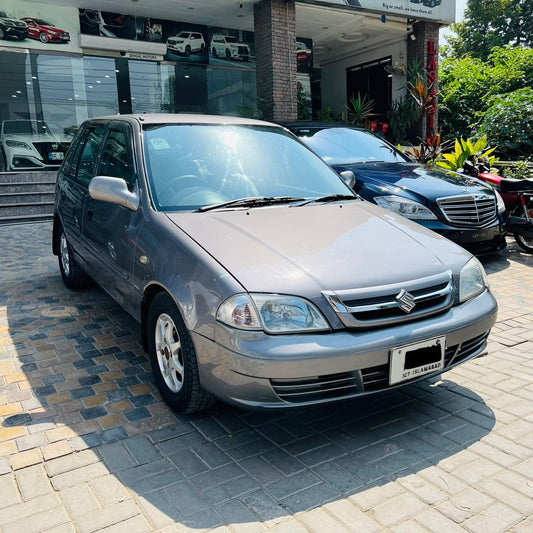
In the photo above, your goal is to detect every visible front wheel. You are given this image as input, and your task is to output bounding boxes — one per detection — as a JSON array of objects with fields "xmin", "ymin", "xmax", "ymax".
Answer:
[
  {"xmin": 512, "ymin": 204, "xmax": 533, "ymax": 254},
  {"xmin": 58, "ymin": 229, "xmax": 90, "ymax": 289},
  {"xmin": 185, "ymin": 44, "xmax": 191, "ymax": 56},
  {"xmin": 147, "ymin": 292, "xmax": 214, "ymax": 413},
  {"xmin": 39, "ymin": 32, "xmax": 49, "ymax": 43},
  {"xmin": 0, "ymin": 28, "xmax": 5, "ymax": 39}
]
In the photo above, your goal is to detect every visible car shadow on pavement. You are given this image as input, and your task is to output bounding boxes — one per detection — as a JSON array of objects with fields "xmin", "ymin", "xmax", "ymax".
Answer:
[{"xmin": 0, "ymin": 223, "xmax": 498, "ymax": 531}]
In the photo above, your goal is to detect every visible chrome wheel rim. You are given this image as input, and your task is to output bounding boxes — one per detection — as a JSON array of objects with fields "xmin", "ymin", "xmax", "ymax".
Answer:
[
  {"xmin": 60, "ymin": 233, "xmax": 70, "ymax": 277},
  {"xmin": 155, "ymin": 313, "xmax": 184, "ymax": 393},
  {"xmin": 517, "ymin": 234, "xmax": 533, "ymax": 249}
]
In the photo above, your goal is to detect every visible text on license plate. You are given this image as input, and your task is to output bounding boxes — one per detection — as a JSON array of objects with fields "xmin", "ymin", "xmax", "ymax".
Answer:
[
  {"xmin": 49, "ymin": 152, "xmax": 64, "ymax": 160},
  {"xmin": 389, "ymin": 336, "xmax": 445, "ymax": 385}
]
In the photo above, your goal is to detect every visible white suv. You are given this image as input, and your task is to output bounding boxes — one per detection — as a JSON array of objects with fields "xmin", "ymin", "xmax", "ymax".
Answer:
[
  {"xmin": 167, "ymin": 31, "xmax": 205, "ymax": 56},
  {"xmin": 210, "ymin": 34, "xmax": 250, "ymax": 61}
]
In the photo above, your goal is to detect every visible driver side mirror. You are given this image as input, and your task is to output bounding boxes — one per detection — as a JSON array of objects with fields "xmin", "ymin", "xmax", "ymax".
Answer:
[
  {"xmin": 339, "ymin": 170, "xmax": 356, "ymax": 189},
  {"xmin": 89, "ymin": 176, "xmax": 139, "ymax": 211}
]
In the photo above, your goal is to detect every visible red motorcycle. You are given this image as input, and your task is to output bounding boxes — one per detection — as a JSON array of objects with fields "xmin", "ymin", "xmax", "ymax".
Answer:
[{"xmin": 463, "ymin": 158, "xmax": 533, "ymax": 254}]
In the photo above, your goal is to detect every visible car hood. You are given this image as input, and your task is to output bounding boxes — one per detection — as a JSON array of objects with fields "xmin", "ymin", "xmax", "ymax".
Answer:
[
  {"xmin": 166, "ymin": 201, "xmax": 469, "ymax": 296},
  {"xmin": 333, "ymin": 162, "xmax": 494, "ymax": 200}
]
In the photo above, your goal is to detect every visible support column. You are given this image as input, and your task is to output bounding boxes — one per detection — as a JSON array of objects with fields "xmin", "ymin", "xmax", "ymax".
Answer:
[
  {"xmin": 407, "ymin": 21, "xmax": 440, "ymax": 139},
  {"xmin": 254, "ymin": 0, "xmax": 297, "ymax": 122}
]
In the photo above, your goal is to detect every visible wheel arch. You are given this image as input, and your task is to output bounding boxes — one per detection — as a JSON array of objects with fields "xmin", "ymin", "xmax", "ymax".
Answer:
[{"xmin": 52, "ymin": 213, "xmax": 62, "ymax": 256}]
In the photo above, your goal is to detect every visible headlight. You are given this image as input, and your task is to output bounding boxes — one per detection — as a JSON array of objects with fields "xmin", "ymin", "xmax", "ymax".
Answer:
[
  {"xmin": 495, "ymin": 191, "xmax": 506, "ymax": 213},
  {"xmin": 374, "ymin": 195, "xmax": 437, "ymax": 220},
  {"xmin": 459, "ymin": 257, "xmax": 488, "ymax": 303},
  {"xmin": 217, "ymin": 293, "xmax": 329, "ymax": 334},
  {"xmin": 5, "ymin": 140, "xmax": 32, "ymax": 150}
]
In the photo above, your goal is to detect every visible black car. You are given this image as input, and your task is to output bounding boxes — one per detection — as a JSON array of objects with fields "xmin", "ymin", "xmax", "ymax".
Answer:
[
  {"xmin": 0, "ymin": 11, "xmax": 28, "ymax": 40},
  {"xmin": 284, "ymin": 123, "xmax": 509, "ymax": 255}
]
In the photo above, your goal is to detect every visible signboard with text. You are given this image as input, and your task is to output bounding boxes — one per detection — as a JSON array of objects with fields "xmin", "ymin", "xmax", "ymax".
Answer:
[{"xmin": 307, "ymin": 0, "xmax": 455, "ymax": 24}]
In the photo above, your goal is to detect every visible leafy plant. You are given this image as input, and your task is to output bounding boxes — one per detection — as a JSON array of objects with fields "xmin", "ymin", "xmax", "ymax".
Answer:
[
  {"xmin": 479, "ymin": 87, "xmax": 533, "ymax": 158},
  {"xmin": 387, "ymin": 96, "xmax": 421, "ymax": 144},
  {"xmin": 346, "ymin": 92, "xmax": 375, "ymax": 127},
  {"xmin": 504, "ymin": 160, "xmax": 532, "ymax": 180},
  {"xmin": 297, "ymin": 83, "xmax": 312, "ymax": 120},
  {"xmin": 437, "ymin": 135, "xmax": 497, "ymax": 171},
  {"xmin": 316, "ymin": 107, "xmax": 335, "ymax": 122},
  {"xmin": 404, "ymin": 129, "xmax": 451, "ymax": 165}
]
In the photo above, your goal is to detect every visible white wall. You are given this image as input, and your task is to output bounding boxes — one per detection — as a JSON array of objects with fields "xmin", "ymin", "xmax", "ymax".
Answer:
[{"xmin": 320, "ymin": 39, "xmax": 407, "ymax": 119}]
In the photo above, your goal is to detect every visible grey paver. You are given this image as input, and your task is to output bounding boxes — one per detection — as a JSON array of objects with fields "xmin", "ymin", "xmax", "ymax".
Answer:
[
  {"xmin": 0, "ymin": 474, "xmax": 21, "ymax": 510},
  {"xmin": 2, "ymin": 505, "xmax": 70, "ymax": 533},
  {"xmin": 16, "ymin": 464, "xmax": 52, "ymax": 500},
  {"xmin": 75, "ymin": 500, "xmax": 141, "ymax": 533}
]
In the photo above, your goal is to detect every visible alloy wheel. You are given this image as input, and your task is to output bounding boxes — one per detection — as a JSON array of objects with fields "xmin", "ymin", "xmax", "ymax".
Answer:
[
  {"xmin": 155, "ymin": 313, "xmax": 184, "ymax": 393},
  {"xmin": 59, "ymin": 232, "xmax": 70, "ymax": 278}
]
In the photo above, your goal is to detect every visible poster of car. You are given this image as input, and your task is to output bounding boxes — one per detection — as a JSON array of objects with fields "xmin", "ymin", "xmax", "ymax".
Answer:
[
  {"xmin": 296, "ymin": 37, "xmax": 313, "ymax": 74},
  {"xmin": 79, "ymin": 9, "xmax": 210, "ymax": 64},
  {"xmin": 0, "ymin": 0, "xmax": 80, "ymax": 52},
  {"xmin": 206, "ymin": 27, "xmax": 255, "ymax": 69},
  {"xmin": 311, "ymin": 0, "xmax": 455, "ymax": 23}
]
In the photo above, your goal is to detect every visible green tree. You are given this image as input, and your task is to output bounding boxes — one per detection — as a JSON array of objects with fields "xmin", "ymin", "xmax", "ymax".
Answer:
[
  {"xmin": 448, "ymin": 0, "xmax": 532, "ymax": 61},
  {"xmin": 439, "ymin": 46, "xmax": 533, "ymax": 140}
]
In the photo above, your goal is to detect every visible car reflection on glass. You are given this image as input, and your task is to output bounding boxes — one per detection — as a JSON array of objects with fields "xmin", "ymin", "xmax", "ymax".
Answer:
[
  {"xmin": 285, "ymin": 123, "xmax": 509, "ymax": 255},
  {"xmin": 53, "ymin": 114, "xmax": 497, "ymax": 413}
]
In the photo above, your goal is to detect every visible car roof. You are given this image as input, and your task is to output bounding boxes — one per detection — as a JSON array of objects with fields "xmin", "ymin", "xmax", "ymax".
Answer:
[
  {"xmin": 279, "ymin": 122, "xmax": 365, "ymax": 137},
  {"xmin": 89, "ymin": 114, "xmax": 279, "ymax": 128}
]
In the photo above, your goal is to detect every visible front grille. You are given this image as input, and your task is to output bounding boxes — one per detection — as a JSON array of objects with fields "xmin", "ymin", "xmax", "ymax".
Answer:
[
  {"xmin": 437, "ymin": 195, "xmax": 497, "ymax": 227},
  {"xmin": 237, "ymin": 46, "xmax": 249, "ymax": 55},
  {"xmin": 323, "ymin": 271, "xmax": 453, "ymax": 330},
  {"xmin": 445, "ymin": 331, "xmax": 489, "ymax": 366},
  {"xmin": 271, "ymin": 372, "xmax": 360, "ymax": 403},
  {"xmin": 33, "ymin": 142, "xmax": 69, "ymax": 164}
]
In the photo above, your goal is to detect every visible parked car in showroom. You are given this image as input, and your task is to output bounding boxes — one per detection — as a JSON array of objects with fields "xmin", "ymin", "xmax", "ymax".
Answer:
[
  {"xmin": 53, "ymin": 114, "xmax": 497, "ymax": 413},
  {"xmin": 0, "ymin": 11, "xmax": 28, "ymax": 40},
  {"xmin": 296, "ymin": 41, "xmax": 312, "ymax": 68},
  {"xmin": 167, "ymin": 31, "xmax": 205, "ymax": 56},
  {"xmin": 0, "ymin": 120, "xmax": 71, "ymax": 172},
  {"xmin": 210, "ymin": 34, "xmax": 250, "ymax": 61},
  {"xmin": 21, "ymin": 17, "xmax": 70, "ymax": 43},
  {"xmin": 285, "ymin": 123, "xmax": 509, "ymax": 255}
]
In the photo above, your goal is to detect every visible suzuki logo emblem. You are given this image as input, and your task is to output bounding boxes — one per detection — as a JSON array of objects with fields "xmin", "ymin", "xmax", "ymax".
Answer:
[{"xmin": 396, "ymin": 289, "xmax": 416, "ymax": 313}]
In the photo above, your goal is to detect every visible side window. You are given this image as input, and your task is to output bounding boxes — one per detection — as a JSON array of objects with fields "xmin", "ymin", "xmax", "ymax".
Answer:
[
  {"xmin": 76, "ymin": 125, "xmax": 106, "ymax": 187},
  {"xmin": 97, "ymin": 124, "xmax": 136, "ymax": 189}
]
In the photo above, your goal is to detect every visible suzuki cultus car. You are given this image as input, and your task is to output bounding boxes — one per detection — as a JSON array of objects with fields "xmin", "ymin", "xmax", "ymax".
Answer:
[{"xmin": 53, "ymin": 115, "xmax": 497, "ymax": 412}]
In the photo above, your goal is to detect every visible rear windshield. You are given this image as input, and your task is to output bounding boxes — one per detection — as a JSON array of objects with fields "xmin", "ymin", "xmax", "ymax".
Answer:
[
  {"xmin": 303, "ymin": 127, "xmax": 410, "ymax": 165},
  {"xmin": 143, "ymin": 124, "xmax": 353, "ymax": 211}
]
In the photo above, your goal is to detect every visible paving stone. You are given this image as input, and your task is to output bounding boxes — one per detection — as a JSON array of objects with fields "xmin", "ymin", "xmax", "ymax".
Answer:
[
  {"xmin": 136, "ymin": 491, "xmax": 182, "ymax": 529},
  {"xmin": 2, "ymin": 505, "xmax": 70, "ymax": 533},
  {"xmin": 16, "ymin": 464, "xmax": 52, "ymax": 500},
  {"xmin": 123, "ymin": 436, "xmax": 161, "ymax": 465},
  {"xmin": 463, "ymin": 502, "xmax": 523, "ymax": 533},
  {"xmin": 10, "ymin": 448, "xmax": 42, "ymax": 470},
  {"xmin": 0, "ymin": 493, "xmax": 62, "ymax": 525},
  {"xmin": 75, "ymin": 500, "xmax": 141, "ymax": 533},
  {"xmin": 0, "ymin": 474, "xmax": 21, "ymax": 510},
  {"xmin": 213, "ymin": 499, "xmax": 266, "ymax": 533},
  {"xmin": 51, "ymin": 462, "xmax": 110, "ymax": 491},
  {"xmin": 45, "ymin": 449, "xmax": 100, "ymax": 476},
  {"xmin": 324, "ymin": 499, "xmax": 381, "ymax": 532},
  {"xmin": 98, "ymin": 442, "xmax": 136, "ymax": 472},
  {"xmin": 97, "ymin": 514, "xmax": 152, "ymax": 533},
  {"xmin": 90, "ymin": 474, "xmax": 131, "ymax": 505},
  {"xmin": 59, "ymin": 483, "xmax": 101, "ymax": 518}
]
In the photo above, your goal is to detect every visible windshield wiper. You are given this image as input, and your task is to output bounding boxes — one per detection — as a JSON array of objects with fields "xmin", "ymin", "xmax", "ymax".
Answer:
[
  {"xmin": 297, "ymin": 194, "xmax": 357, "ymax": 207},
  {"xmin": 198, "ymin": 196, "xmax": 305, "ymax": 212}
]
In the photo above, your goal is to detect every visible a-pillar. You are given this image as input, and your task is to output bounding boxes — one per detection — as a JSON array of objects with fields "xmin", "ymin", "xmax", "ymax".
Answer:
[
  {"xmin": 254, "ymin": 0, "xmax": 297, "ymax": 122},
  {"xmin": 407, "ymin": 21, "xmax": 440, "ymax": 139}
]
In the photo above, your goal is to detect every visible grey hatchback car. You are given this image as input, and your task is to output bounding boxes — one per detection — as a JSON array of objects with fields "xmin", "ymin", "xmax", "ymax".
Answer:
[{"xmin": 53, "ymin": 114, "xmax": 497, "ymax": 412}]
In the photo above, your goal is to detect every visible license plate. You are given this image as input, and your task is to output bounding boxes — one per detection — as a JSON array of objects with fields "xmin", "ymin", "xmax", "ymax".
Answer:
[
  {"xmin": 389, "ymin": 336, "xmax": 445, "ymax": 385},
  {"xmin": 49, "ymin": 152, "xmax": 64, "ymax": 161}
]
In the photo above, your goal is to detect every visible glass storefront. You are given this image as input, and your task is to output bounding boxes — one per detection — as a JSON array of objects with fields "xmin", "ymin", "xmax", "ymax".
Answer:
[{"xmin": 0, "ymin": 48, "xmax": 257, "ymax": 171}]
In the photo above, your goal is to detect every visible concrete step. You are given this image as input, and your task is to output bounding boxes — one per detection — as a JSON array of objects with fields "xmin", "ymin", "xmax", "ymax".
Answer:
[
  {"xmin": 0, "ymin": 202, "xmax": 54, "ymax": 217},
  {"xmin": 0, "ymin": 192, "xmax": 55, "ymax": 205},
  {"xmin": 0, "ymin": 171, "xmax": 57, "ymax": 184},
  {"xmin": 0, "ymin": 212, "xmax": 53, "ymax": 225},
  {"xmin": 0, "ymin": 181, "xmax": 56, "ymax": 193}
]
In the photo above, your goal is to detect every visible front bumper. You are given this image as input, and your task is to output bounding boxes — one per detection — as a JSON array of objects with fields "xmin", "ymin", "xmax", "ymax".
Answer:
[
  {"xmin": 192, "ymin": 289, "xmax": 497, "ymax": 409},
  {"xmin": 420, "ymin": 217, "xmax": 508, "ymax": 255},
  {"xmin": 3, "ymin": 26, "xmax": 28, "ymax": 38}
]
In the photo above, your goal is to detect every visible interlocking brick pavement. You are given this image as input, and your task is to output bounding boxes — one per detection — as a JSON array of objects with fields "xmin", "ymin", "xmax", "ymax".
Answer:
[{"xmin": 1, "ymin": 222, "xmax": 533, "ymax": 532}]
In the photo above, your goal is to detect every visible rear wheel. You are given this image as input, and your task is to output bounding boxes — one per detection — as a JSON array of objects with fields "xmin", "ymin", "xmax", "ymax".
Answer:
[
  {"xmin": 225, "ymin": 48, "xmax": 231, "ymax": 59},
  {"xmin": 147, "ymin": 292, "xmax": 214, "ymax": 413},
  {"xmin": 512, "ymin": 205, "xmax": 533, "ymax": 254},
  {"xmin": 58, "ymin": 229, "xmax": 90, "ymax": 289},
  {"xmin": 185, "ymin": 44, "xmax": 191, "ymax": 56}
]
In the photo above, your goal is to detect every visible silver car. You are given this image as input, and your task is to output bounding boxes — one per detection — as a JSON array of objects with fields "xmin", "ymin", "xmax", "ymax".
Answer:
[{"xmin": 53, "ymin": 114, "xmax": 497, "ymax": 412}]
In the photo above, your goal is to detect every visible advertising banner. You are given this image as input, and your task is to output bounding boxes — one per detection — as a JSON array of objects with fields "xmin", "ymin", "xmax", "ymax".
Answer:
[
  {"xmin": 0, "ymin": 0, "xmax": 81, "ymax": 53},
  {"xmin": 308, "ymin": 0, "xmax": 455, "ymax": 24}
]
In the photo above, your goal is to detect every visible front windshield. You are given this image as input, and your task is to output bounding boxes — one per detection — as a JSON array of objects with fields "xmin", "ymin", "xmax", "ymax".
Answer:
[
  {"xmin": 225, "ymin": 36, "xmax": 237, "ymax": 43},
  {"xmin": 303, "ymin": 127, "xmax": 410, "ymax": 165},
  {"xmin": 143, "ymin": 124, "xmax": 353, "ymax": 211},
  {"xmin": 3, "ymin": 120, "xmax": 51, "ymax": 135},
  {"xmin": 33, "ymin": 19, "xmax": 54, "ymax": 25}
]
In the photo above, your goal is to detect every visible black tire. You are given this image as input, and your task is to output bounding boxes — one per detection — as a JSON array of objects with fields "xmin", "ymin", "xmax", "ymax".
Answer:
[
  {"xmin": 185, "ymin": 45, "xmax": 191, "ymax": 56},
  {"xmin": 212, "ymin": 47, "xmax": 217, "ymax": 57},
  {"xmin": 512, "ymin": 205, "xmax": 533, "ymax": 254},
  {"xmin": 58, "ymin": 228, "xmax": 90, "ymax": 289},
  {"xmin": 225, "ymin": 48, "xmax": 231, "ymax": 59},
  {"xmin": 200, "ymin": 43, "xmax": 205, "ymax": 52},
  {"xmin": 0, "ymin": 28, "xmax": 5, "ymax": 39},
  {"xmin": 39, "ymin": 32, "xmax": 49, "ymax": 43},
  {"xmin": 0, "ymin": 150, "xmax": 6, "ymax": 172},
  {"xmin": 147, "ymin": 292, "xmax": 215, "ymax": 413}
]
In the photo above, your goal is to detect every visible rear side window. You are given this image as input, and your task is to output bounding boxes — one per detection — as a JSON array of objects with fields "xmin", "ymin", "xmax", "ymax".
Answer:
[
  {"xmin": 97, "ymin": 124, "xmax": 136, "ymax": 189},
  {"xmin": 72, "ymin": 125, "xmax": 106, "ymax": 187}
]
